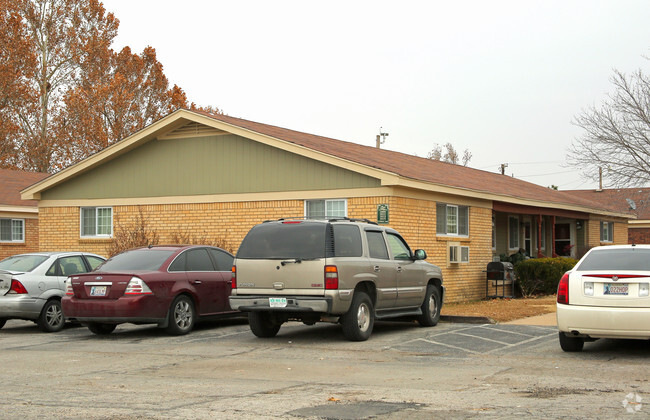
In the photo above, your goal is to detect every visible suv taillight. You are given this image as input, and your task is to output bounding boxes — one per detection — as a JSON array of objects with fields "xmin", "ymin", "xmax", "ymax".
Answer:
[
  {"xmin": 325, "ymin": 265, "xmax": 338, "ymax": 290},
  {"xmin": 557, "ymin": 273, "xmax": 569, "ymax": 304},
  {"xmin": 231, "ymin": 266, "xmax": 237, "ymax": 289},
  {"xmin": 65, "ymin": 278, "xmax": 74, "ymax": 295},
  {"xmin": 124, "ymin": 277, "xmax": 152, "ymax": 295},
  {"xmin": 8, "ymin": 279, "xmax": 27, "ymax": 294}
]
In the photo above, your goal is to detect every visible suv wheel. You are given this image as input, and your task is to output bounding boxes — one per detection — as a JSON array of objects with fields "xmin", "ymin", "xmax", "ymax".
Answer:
[
  {"xmin": 558, "ymin": 332, "xmax": 584, "ymax": 352},
  {"xmin": 249, "ymin": 311, "xmax": 281, "ymax": 338},
  {"xmin": 37, "ymin": 299, "xmax": 65, "ymax": 333},
  {"xmin": 417, "ymin": 285, "xmax": 441, "ymax": 327},
  {"xmin": 341, "ymin": 291, "xmax": 374, "ymax": 341}
]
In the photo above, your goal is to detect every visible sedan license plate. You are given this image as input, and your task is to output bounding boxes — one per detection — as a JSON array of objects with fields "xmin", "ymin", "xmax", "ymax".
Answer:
[
  {"xmin": 269, "ymin": 297, "xmax": 287, "ymax": 308},
  {"xmin": 604, "ymin": 283, "xmax": 628, "ymax": 296},
  {"xmin": 90, "ymin": 286, "xmax": 107, "ymax": 296}
]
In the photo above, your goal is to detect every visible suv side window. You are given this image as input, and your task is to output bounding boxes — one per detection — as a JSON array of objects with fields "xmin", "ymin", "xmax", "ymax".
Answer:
[
  {"xmin": 386, "ymin": 233, "xmax": 412, "ymax": 260},
  {"xmin": 333, "ymin": 225, "xmax": 363, "ymax": 257},
  {"xmin": 186, "ymin": 248, "xmax": 215, "ymax": 272},
  {"xmin": 366, "ymin": 231, "xmax": 389, "ymax": 260}
]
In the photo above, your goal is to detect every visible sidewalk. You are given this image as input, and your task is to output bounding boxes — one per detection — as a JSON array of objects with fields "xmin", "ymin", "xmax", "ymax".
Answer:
[{"xmin": 504, "ymin": 312, "xmax": 556, "ymax": 326}]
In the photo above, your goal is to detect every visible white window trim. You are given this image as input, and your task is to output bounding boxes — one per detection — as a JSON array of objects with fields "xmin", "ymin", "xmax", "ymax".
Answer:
[
  {"xmin": 80, "ymin": 207, "xmax": 113, "ymax": 238},
  {"xmin": 437, "ymin": 203, "xmax": 469, "ymax": 238},
  {"xmin": 446, "ymin": 205, "xmax": 459, "ymax": 235},
  {"xmin": 508, "ymin": 216, "xmax": 519, "ymax": 250},
  {"xmin": 0, "ymin": 218, "xmax": 25, "ymax": 243},
  {"xmin": 304, "ymin": 199, "xmax": 348, "ymax": 219},
  {"xmin": 601, "ymin": 221, "xmax": 614, "ymax": 243}
]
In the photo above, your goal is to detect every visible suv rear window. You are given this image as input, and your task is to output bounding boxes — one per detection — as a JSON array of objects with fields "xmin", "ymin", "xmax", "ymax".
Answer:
[
  {"xmin": 237, "ymin": 222, "xmax": 327, "ymax": 259},
  {"xmin": 576, "ymin": 248, "xmax": 650, "ymax": 271}
]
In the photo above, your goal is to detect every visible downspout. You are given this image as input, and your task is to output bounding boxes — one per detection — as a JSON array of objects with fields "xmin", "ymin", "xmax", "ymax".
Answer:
[
  {"xmin": 537, "ymin": 214, "xmax": 543, "ymax": 258},
  {"xmin": 551, "ymin": 216, "xmax": 557, "ymax": 257}
]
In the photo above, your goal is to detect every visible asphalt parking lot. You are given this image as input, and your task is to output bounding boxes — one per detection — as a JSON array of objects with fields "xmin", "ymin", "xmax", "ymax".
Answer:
[{"xmin": 2, "ymin": 318, "xmax": 649, "ymax": 419}]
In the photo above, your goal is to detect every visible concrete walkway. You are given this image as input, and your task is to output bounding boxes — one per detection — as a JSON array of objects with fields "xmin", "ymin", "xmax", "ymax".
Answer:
[{"xmin": 505, "ymin": 312, "xmax": 556, "ymax": 326}]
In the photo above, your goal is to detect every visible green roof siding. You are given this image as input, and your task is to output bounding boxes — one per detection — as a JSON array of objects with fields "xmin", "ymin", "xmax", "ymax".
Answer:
[{"xmin": 41, "ymin": 134, "xmax": 381, "ymax": 200}]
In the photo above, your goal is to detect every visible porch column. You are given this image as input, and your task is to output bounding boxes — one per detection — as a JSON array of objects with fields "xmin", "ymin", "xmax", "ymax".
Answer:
[
  {"xmin": 551, "ymin": 215, "xmax": 557, "ymax": 257},
  {"xmin": 537, "ymin": 214, "xmax": 543, "ymax": 258}
]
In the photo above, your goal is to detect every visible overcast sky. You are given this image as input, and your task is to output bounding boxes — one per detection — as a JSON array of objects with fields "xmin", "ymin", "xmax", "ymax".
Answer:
[{"xmin": 103, "ymin": 0, "xmax": 650, "ymax": 191}]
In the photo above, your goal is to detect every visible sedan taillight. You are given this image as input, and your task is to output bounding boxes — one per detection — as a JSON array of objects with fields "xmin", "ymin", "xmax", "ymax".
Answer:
[
  {"xmin": 557, "ymin": 273, "xmax": 569, "ymax": 304},
  {"xmin": 8, "ymin": 279, "xmax": 28, "ymax": 294},
  {"xmin": 65, "ymin": 278, "xmax": 74, "ymax": 295},
  {"xmin": 124, "ymin": 277, "xmax": 153, "ymax": 295}
]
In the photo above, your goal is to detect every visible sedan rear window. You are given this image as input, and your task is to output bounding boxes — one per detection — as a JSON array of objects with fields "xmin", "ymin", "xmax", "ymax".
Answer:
[
  {"xmin": 576, "ymin": 248, "xmax": 650, "ymax": 271},
  {"xmin": 0, "ymin": 255, "xmax": 48, "ymax": 272},
  {"xmin": 237, "ymin": 222, "xmax": 326, "ymax": 259},
  {"xmin": 100, "ymin": 249, "xmax": 175, "ymax": 271}
]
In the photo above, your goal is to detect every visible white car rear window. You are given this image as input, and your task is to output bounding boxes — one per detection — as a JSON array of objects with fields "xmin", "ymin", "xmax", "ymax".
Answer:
[{"xmin": 576, "ymin": 248, "xmax": 650, "ymax": 271}]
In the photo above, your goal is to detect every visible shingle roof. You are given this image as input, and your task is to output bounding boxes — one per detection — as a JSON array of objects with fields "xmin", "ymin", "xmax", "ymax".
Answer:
[
  {"xmin": 565, "ymin": 188, "xmax": 650, "ymax": 220},
  {"xmin": 0, "ymin": 168, "xmax": 49, "ymax": 207},
  {"xmin": 195, "ymin": 111, "xmax": 616, "ymax": 212}
]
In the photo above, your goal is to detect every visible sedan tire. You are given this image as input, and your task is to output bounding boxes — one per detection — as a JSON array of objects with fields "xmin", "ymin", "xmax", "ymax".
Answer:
[
  {"xmin": 37, "ymin": 299, "xmax": 65, "ymax": 333},
  {"xmin": 558, "ymin": 332, "xmax": 584, "ymax": 352},
  {"xmin": 166, "ymin": 295, "xmax": 195, "ymax": 335},
  {"xmin": 87, "ymin": 323, "xmax": 117, "ymax": 335}
]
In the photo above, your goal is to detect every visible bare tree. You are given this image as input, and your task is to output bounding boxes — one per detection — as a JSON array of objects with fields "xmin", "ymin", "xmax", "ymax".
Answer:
[
  {"xmin": 427, "ymin": 142, "xmax": 472, "ymax": 166},
  {"xmin": 567, "ymin": 66, "xmax": 650, "ymax": 187}
]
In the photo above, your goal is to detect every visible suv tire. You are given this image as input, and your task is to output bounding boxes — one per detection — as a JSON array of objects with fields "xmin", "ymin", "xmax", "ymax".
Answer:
[
  {"xmin": 341, "ymin": 291, "xmax": 374, "ymax": 341},
  {"xmin": 417, "ymin": 285, "xmax": 441, "ymax": 327},
  {"xmin": 249, "ymin": 311, "xmax": 281, "ymax": 338},
  {"xmin": 558, "ymin": 332, "xmax": 584, "ymax": 352}
]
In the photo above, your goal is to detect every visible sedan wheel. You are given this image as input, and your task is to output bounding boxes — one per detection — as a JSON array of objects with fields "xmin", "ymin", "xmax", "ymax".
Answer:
[
  {"xmin": 166, "ymin": 295, "xmax": 195, "ymax": 335},
  {"xmin": 87, "ymin": 323, "xmax": 117, "ymax": 335},
  {"xmin": 37, "ymin": 300, "xmax": 65, "ymax": 333}
]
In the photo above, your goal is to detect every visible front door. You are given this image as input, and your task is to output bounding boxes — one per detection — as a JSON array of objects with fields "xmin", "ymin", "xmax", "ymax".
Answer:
[{"xmin": 555, "ymin": 223, "xmax": 572, "ymax": 256}]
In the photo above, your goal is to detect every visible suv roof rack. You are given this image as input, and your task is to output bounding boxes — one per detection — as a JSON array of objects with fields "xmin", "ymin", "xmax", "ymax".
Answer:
[{"xmin": 262, "ymin": 217, "xmax": 378, "ymax": 225}]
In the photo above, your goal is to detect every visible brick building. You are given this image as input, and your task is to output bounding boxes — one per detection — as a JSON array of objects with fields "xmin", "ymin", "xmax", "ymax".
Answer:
[
  {"xmin": 21, "ymin": 110, "xmax": 631, "ymax": 302},
  {"xmin": 0, "ymin": 169, "xmax": 49, "ymax": 260}
]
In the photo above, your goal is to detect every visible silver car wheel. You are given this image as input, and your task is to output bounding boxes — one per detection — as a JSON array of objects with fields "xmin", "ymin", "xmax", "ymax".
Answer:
[
  {"xmin": 173, "ymin": 300, "xmax": 192, "ymax": 330},
  {"xmin": 357, "ymin": 302, "xmax": 370, "ymax": 332},
  {"xmin": 45, "ymin": 303, "xmax": 63, "ymax": 327},
  {"xmin": 427, "ymin": 294, "xmax": 438, "ymax": 318}
]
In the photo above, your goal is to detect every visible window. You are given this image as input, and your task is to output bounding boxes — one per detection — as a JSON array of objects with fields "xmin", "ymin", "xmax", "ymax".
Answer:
[
  {"xmin": 333, "ymin": 225, "xmax": 363, "ymax": 257},
  {"xmin": 0, "ymin": 218, "xmax": 24, "ymax": 242},
  {"xmin": 508, "ymin": 216, "xmax": 519, "ymax": 249},
  {"xmin": 600, "ymin": 221, "xmax": 614, "ymax": 243},
  {"xmin": 386, "ymin": 233, "xmax": 411, "ymax": 260},
  {"xmin": 186, "ymin": 248, "xmax": 215, "ymax": 271},
  {"xmin": 81, "ymin": 207, "xmax": 113, "ymax": 237},
  {"xmin": 366, "ymin": 231, "xmax": 389, "ymax": 259},
  {"xmin": 305, "ymin": 199, "xmax": 347, "ymax": 219},
  {"xmin": 47, "ymin": 256, "xmax": 87, "ymax": 276},
  {"xmin": 540, "ymin": 219, "xmax": 546, "ymax": 250},
  {"xmin": 208, "ymin": 248, "xmax": 234, "ymax": 271},
  {"xmin": 436, "ymin": 203, "xmax": 468, "ymax": 236}
]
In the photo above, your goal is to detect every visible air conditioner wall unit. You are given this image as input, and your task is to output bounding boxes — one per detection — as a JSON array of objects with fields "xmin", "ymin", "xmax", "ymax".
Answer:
[{"xmin": 449, "ymin": 245, "xmax": 470, "ymax": 263}]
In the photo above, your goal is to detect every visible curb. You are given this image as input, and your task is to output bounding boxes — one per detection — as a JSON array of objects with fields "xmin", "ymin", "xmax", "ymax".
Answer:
[{"xmin": 440, "ymin": 315, "xmax": 496, "ymax": 324}]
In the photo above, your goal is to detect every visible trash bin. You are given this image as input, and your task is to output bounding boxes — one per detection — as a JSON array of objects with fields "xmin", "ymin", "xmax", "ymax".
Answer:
[{"xmin": 486, "ymin": 261, "xmax": 515, "ymax": 298}]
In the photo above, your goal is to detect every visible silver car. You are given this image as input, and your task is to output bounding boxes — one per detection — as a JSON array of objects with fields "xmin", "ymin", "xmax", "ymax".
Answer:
[{"xmin": 0, "ymin": 252, "xmax": 105, "ymax": 332}]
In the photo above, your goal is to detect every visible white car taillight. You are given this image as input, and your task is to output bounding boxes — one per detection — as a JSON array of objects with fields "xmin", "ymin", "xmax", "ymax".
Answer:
[
  {"xmin": 584, "ymin": 282, "xmax": 594, "ymax": 296},
  {"xmin": 65, "ymin": 278, "xmax": 74, "ymax": 295},
  {"xmin": 640, "ymin": 283, "xmax": 649, "ymax": 297},
  {"xmin": 124, "ymin": 277, "xmax": 153, "ymax": 295}
]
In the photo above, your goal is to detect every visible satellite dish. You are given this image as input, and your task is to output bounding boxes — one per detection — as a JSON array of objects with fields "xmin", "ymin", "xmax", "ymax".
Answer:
[{"xmin": 626, "ymin": 198, "xmax": 637, "ymax": 210}]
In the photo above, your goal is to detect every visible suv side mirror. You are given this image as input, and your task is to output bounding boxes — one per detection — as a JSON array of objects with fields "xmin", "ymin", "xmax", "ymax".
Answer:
[{"xmin": 413, "ymin": 249, "xmax": 427, "ymax": 260}]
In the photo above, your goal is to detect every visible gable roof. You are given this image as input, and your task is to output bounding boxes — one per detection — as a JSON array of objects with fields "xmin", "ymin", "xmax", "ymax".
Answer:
[
  {"xmin": 0, "ymin": 168, "xmax": 49, "ymax": 208},
  {"xmin": 21, "ymin": 109, "xmax": 629, "ymax": 218},
  {"xmin": 565, "ymin": 188, "xmax": 650, "ymax": 221}
]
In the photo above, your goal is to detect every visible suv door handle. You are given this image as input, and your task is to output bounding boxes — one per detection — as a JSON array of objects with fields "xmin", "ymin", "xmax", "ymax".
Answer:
[
  {"xmin": 190, "ymin": 280, "xmax": 202, "ymax": 285},
  {"xmin": 374, "ymin": 265, "xmax": 380, "ymax": 272},
  {"xmin": 396, "ymin": 266, "xmax": 403, "ymax": 273}
]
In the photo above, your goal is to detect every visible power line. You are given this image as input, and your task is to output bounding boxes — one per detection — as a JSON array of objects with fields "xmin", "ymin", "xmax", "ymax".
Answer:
[{"xmin": 517, "ymin": 170, "xmax": 576, "ymax": 178}]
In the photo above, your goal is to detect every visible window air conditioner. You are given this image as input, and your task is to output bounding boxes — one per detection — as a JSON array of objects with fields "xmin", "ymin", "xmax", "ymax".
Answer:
[{"xmin": 449, "ymin": 245, "xmax": 470, "ymax": 263}]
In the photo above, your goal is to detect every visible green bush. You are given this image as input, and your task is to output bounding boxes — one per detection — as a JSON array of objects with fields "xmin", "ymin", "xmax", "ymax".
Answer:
[{"xmin": 514, "ymin": 258, "xmax": 577, "ymax": 297}]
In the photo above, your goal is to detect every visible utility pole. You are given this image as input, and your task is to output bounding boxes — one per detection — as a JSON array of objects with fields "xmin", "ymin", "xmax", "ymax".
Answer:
[
  {"xmin": 376, "ymin": 127, "xmax": 389, "ymax": 148},
  {"xmin": 499, "ymin": 163, "xmax": 508, "ymax": 175}
]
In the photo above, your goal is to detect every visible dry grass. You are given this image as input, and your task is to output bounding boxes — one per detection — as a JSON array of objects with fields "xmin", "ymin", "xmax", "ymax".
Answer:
[{"xmin": 441, "ymin": 295, "xmax": 557, "ymax": 322}]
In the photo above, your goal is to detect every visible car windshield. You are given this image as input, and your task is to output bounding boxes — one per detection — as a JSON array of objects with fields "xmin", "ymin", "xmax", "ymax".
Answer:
[
  {"xmin": 576, "ymin": 248, "xmax": 650, "ymax": 271},
  {"xmin": 237, "ymin": 222, "xmax": 326, "ymax": 259},
  {"xmin": 0, "ymin": 255, "xmax": 48, "ymax": 272},
  {"xmin": 99, "ymin": 249, "xmax": 175, "ymax": 271}
]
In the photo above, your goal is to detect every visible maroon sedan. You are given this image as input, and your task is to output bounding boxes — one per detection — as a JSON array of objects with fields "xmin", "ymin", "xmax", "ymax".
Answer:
[{"xmin": 62, "ymin": 245, "xmax": 237, "ymax": 335}]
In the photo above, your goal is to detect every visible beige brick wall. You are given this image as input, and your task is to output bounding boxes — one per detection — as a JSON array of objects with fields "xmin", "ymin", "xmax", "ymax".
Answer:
[
  {"xmin": 0, "ymin": 218, "xmax": 40, "ymax": 260},
  {"xmin": 585, "ymin": 218, "xmax": 629, "ymax": 249},
  {"xmin": 39, "ymin": 196, "xmax": 494, "ymax": 302}
]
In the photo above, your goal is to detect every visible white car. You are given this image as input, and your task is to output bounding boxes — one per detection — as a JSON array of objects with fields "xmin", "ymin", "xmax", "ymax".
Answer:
[
  {"xmin": 0, "ymin": 252, "xmax": 105, "ymax": 332},
  {"xmin": 556, "ymin": 245, "xmax": 650, "ymax": 352}
]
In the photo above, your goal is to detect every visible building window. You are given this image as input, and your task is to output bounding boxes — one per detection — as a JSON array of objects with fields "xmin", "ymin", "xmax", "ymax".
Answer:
[
  {"xmin": 600, "ymin": 221, "xmax": 614, "ymax": 243},
  {"xmin": 80, "ymin": 207, "xmax": 113, "ymax": 237},
  {"xmin": 305, "ymin": 199, "xmax": 347, "ymax": 219},
  {"xmin": 508, "ymin": 216, "xmax": 519, "ymax": 249},
  {"xmin": 0, "ymin": 219, "xmax": 24, "ymax": 242},
  {"xmin": 436, "ymin": 203, "xmax": 469, "ymax": 236}
]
